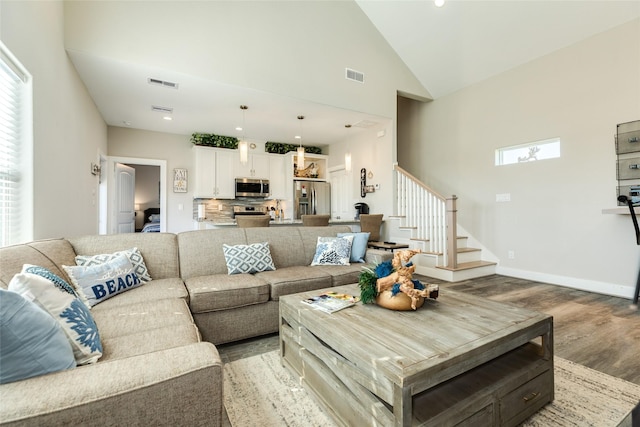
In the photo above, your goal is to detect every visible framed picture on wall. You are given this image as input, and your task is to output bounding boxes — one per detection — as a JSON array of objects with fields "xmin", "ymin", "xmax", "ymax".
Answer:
[{"xmin": 173, "ymin": 168, "xmax": 187, "ymax": 193}]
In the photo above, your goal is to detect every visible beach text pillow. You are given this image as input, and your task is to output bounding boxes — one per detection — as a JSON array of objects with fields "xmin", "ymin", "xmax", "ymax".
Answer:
[{"xmin": 64, "ymin": 253, "xmax": 143, "ymax": 307}]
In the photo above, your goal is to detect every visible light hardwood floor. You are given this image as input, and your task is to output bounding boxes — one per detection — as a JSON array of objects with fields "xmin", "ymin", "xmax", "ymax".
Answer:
[{"xmin": 218, "ymin": 274, "xmax": 640, "ymax": 385}]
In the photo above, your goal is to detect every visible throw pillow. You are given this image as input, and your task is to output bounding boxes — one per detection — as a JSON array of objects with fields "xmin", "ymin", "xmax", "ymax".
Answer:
[
  {"xmin": 223, "ymin": 242, "xmax": 276, "ymax": 275},
  {"xmin": 311, "ymin": 235, "xmax": 354, "ymax": 266},
  {"xmin": 75, "ymin": 247, "xmax": 152, "ymax": 282},
  {"xmin": 337, "ymin": 232, "xmax": 370, "ymax": 263},
  {"xmin": 8, "ymin": 265, "xmax": 102, "ymax": 365},
  {"xmin": 0, "ymin": 289, "xmax": 76, "ymax": 384},
  {"xmin": 63, "ymin": 253, "xmax": 143, "ymax": 307}
]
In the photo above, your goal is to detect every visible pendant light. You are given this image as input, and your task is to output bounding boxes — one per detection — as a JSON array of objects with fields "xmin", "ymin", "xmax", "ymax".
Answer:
[
  {"xmin": 296, "ymin": 115, "xmax": 305, "ymax": 169},
  {"xmin": 344, "ymin": 123, "xmax": 352, "ymax": 172},
  {"xmin": 238, "ymin": 105, "xmax": 249, "ymax": 166}
]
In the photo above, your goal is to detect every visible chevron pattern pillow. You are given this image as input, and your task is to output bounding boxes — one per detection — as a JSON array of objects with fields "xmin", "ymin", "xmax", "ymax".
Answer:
[
  {"xmin": 223, "ymin": 242, "xmax": 276, "ymax": 275},
  {"xmin": 75, "ymin": 247, "xmax": 151, "ymax": 282}
]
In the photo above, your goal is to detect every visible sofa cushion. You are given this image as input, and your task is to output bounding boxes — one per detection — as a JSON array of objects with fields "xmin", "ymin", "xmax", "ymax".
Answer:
[
  {"xmin": 313, "ymin": 263, "xmax": 364, "ymax": 287},
  {"xmin": 91, "ymin": 298, "xmax": 194, "ymax": 339},
  {"xmin": 178, "ymin": 229, "xmax": 247, "ymax": 279},
  {"xmin": 8, "ymin": 265, "xmax": 102, "ymax": 365},
  {"xmin": 255, "ymin": 266, "xmax": 332, "ymax": 300},
  {"xmin": 184, "ymin": 273, "xmax": 270, "ymax": 313},
  {"xmin": 0, "ymin": 239, "xmax": 76, "ymax": 288},
  {"xmin": 63, "ymin": 254, "xmax": 143, "ymax": 308},
  {"xmin": 0, "ymin": 289, "xmax": 76, "ymax": 384},
  {"xmin": 223, "ymin": 242, "xmax": 276, "ymax": 274},
  {"xmin": 68, "ymin": 233, "xmax": 180, "ymax": 280},
  {"xmin": 100, "ymin": 323, "xmax": 201, "ymax": 362},
  {"xmin": 75, "ymin": 247, "xmax": 152, "ymax": 282},
  {"xmin": 243, "ymin": 228, "xmax": 308, "ymax": 268},
  {"xmin": 311, "ymin": 235, "xmax": 354, "ymax": 266}
]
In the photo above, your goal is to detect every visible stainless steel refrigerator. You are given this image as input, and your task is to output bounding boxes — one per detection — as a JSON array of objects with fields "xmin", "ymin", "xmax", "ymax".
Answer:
[{"xmin": 294, "ymin": 180, "xmax": 331, "ymax": 219}]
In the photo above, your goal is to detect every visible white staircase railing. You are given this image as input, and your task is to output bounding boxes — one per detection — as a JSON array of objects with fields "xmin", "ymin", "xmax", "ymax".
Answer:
[{"xmin": 394, "ymin": 164, "xmax": 458, "ymax": 268}]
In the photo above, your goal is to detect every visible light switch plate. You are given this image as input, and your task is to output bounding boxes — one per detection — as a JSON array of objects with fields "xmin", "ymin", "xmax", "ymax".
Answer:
[{"xmin": 496, "ymin": 193, "xmax": 511, "ymax": 202}]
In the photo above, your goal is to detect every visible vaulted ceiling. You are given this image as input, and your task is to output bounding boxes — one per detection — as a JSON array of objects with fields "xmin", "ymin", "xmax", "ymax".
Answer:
[{"xmin": 67, "ymin": 1, "xmax": 640, "ymax": 144}]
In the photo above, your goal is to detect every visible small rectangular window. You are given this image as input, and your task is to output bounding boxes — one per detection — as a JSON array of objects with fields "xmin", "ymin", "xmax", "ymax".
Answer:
[{"xmin": 495, "ymin": 137, "xmax": 561, "ymax": 166}]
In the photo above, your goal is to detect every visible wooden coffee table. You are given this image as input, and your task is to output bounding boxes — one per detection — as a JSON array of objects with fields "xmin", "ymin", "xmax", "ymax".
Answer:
[{"xmin": 279, "ymin": 284, "xmax": 553, "ymax": 426}]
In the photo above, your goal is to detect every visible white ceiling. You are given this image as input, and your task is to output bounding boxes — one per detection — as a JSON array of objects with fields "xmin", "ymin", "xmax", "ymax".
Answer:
[
  {"xmin": 68, "ymin": 1, "xmax": 640, "ymax": 144},
  {"xmin": 357, "ymin": 0, "xmax": 640, "ymax": 99}
]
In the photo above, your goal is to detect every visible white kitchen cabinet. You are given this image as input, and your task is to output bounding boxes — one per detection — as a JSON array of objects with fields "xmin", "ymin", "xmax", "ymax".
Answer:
[
  {"xmin": 268, "ymin": 155, "xmax": 287, "ymax": 200},
  {"xmin": 234, "ymin": 152, "xmax": 270, "ymax": 179},
  {"xmin": 193, "ymin": 146, "xmax": 235, "ymax": 199}
]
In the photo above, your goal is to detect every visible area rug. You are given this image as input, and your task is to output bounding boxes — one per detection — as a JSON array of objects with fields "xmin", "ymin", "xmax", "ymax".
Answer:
[{"xmin": 223, "ymin": 351, "xmax": 640, "ymax": 427}]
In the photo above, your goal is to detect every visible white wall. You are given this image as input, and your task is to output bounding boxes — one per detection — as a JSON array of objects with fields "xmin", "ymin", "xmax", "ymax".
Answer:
[
  {"xmin": 107, "ymin": 127, "xmax": 194, "ymax": 233},
  {"xmin": 327, "ymin": 118, "xmax": 395, "ymax": 220},
  {"xmin": 1, "ymin": 0, "xmax": 107, "ymax": 239},
  {"xmin": 399, "ymin": 19, "xmax": 640, "ymax": 294}
]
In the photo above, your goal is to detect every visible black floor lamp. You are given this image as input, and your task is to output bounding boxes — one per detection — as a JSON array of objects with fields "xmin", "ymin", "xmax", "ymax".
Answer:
[{"xmin": 618, "ymin": 195, "xmax": 640, "ymax": 308}]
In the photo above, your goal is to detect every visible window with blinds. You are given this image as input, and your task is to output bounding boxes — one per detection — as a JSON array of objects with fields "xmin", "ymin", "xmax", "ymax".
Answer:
[{"xmin": 0, "ymin": 42, "xmax": 32, "ymax": 247}]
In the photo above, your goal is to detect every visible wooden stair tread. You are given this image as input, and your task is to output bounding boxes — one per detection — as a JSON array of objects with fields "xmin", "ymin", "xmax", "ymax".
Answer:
[
  {"xmin": 399, "ymin": 226, "xmax": 417, "ymax": 230},
  {"xmin": 388, "ymin": 215, "xmax": 406, "ymax": 219},
  {"xmin": 409, "ymin": 237, "xmax": 430, "ymax": 242},
  {"xmin": 436, "ymin": 260, "xmax": 497, "ymax": 271},
  {"xmin": 457, "ymin": 247, "xmax": 481, "ymax": 253}
]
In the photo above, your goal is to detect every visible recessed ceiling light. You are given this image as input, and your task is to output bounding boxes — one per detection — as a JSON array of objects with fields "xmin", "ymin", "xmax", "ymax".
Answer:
[
  {"xmin": 163, "ymin": 116, "xmax": 173, "ymax": 121},
  {"xmin": 435, "ymin": 0, "xmax": 445, "ymax": 7},
  {"xmin": 236, "ymin": 126, "xmax": 243, "ymax": 131},
  {"xmin": 295, "ymin": 135, "xmax": 301, "ymax": 139}
]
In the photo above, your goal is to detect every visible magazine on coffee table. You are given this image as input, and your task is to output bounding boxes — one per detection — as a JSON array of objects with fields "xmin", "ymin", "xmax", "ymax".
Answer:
[{"xmin": 302, "ymin": 292, "xmax": 359, "ymax": 314}]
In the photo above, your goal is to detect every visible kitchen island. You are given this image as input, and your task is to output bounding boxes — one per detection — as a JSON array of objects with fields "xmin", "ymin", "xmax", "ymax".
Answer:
[{"xmin": 195, "ymin": 218, "xmax": 362, "ymax": 230}]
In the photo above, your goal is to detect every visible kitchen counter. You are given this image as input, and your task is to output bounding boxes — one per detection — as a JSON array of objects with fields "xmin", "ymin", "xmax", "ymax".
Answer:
[{"xmin": 195, "ymin": 218, "xmax": 361, "ymax": 229}]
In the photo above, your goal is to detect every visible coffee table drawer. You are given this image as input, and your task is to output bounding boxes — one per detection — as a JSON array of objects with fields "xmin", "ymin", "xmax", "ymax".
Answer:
[{"xmin": 500, "ymin": 370, "xmax": 552, "ymax": 425}]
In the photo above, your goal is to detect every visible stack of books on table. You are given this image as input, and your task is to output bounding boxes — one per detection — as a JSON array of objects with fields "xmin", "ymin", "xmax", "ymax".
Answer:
[{"xmin": 301, "ymin": 292, "xmax": 359, "ymax": 314}]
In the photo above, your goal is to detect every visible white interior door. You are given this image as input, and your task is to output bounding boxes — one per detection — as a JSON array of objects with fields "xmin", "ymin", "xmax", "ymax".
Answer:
[
  {"xmin": 329, "ymin": 168, "xmax": 353, "ymax": 220},
  {"xmin": 115, "ymin": 163, "xmax": 135, "ymax": 233}
]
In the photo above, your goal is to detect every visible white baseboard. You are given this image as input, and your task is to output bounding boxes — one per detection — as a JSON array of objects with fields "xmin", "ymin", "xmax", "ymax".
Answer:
[{"xmin": 496, "ymin": 266, "xmax": 637, "ymax": 300}]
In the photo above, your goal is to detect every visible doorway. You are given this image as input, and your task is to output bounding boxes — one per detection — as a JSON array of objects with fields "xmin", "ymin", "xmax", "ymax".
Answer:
[{"xmin": 99, "ymin": 156, "xmax": 167, "ymax": 234}]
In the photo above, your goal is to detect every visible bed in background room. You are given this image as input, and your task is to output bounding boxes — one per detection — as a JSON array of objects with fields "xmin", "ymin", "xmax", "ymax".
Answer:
[{"xmin": 141, "ymin": 208, "xmax": 160, "ymax": 232}]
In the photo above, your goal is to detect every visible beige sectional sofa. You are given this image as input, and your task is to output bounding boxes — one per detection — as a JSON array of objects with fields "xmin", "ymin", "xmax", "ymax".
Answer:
[{"xmin": 0, "ymin": 225, "xmax": 388, "ymax": 426}]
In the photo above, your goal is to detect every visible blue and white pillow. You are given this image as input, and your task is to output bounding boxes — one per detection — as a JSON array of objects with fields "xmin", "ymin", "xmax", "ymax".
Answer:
[
  {"xmin": 8, "ymin": 265, "xmax": 102, "ymax": 365},
  {"xmin": 75, "ymin": 247, "xmax": 152, "ymax": 282},
  {"xmin": 311, "ymin": 235, "xmax": 354, "ymax": 266},
  {"xmin": 0, "ymin": 289, "xmax": 76, "ymax": 384},
  {"xmin": 337, "ymin": 232, "xmax": 370, "ymax": 263},
  {"xmin": 64, "ymin": 253, "xmax": 143, "ymax": 307},
  {"xmin": 223, "ymin": 242, "xmax": 276, "ymax": 275}
]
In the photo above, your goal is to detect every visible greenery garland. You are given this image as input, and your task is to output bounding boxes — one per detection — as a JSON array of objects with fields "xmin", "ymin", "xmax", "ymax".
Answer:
[
  {"xmin": 191, "ymin": 133, "xmax": 239, "ymax": 149},
  {"xmin": 265, "ymin": 141, "xmax": 322, "ymax": 155}
]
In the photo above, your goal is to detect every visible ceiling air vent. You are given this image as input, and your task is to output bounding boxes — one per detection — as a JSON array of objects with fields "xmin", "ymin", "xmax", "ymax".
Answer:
[
  {"xmin": 151, "ymin": 105, "xmax": 173, "ymax": 114},
  {"xmin": 148, "ymin": 78, "xmax": 179, "ymax": 89},
  {"xmin": 345, "ymin": 68, "xmax": 364, "ymax": 84},
  {"xmin": 352, "ymin": 119, "xmax": 378, "ymax": 128}
]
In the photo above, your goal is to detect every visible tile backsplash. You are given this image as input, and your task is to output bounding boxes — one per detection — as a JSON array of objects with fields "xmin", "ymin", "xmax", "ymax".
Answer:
[{"xmin": 193, "ymin": 199, "xmax": 286, "ymax": 222}]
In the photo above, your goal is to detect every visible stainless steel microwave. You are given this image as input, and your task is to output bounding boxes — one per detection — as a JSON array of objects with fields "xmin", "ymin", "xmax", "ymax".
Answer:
[{"xmin": 235, "ymin": 178, "xmax": 270, "ymax": 198}]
